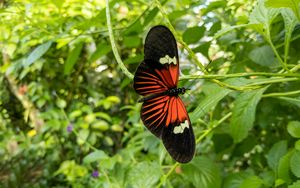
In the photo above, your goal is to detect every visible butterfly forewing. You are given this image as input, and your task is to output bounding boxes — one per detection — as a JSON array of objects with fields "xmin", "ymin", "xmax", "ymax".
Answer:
[
  {"xmin": 133, "ymin": 25, "xmax": 195, "ymax": 163},
  {"xmin": 133, "ymin": 61, "xmax": 169, "ymax": 96}
]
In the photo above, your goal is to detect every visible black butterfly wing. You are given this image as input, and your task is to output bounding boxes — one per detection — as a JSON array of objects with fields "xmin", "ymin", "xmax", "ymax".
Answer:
[
  {"xmin": 133, "ymin": 25, "xmax": 195, "ymax": 163},
  {"xmin": 161, "ymin": 97, "xmax": 195, "ymax": 163},
  {"xmin": 141, "ymin": 95, "xmax": 195, "ymax": 163}
]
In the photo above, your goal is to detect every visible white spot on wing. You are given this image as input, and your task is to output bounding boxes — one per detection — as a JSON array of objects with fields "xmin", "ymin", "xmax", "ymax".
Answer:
[
  {"xmin": 173, "ymin": 120, "xmax": 189, "ymax": 134},
  {"xmin": 159, "ymin": 55, "xmax": 177, "ymax": 65}
]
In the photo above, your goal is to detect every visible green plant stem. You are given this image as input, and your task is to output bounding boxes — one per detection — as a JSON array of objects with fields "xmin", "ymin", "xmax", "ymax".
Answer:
[
  {"xmin": 276, "ymin": 34, "xmax": 300, "ymax": 49},
  {"xmin": 180, "ymin": 72, "xmax": 300, "ymax": 80},
  {"xmin": 156, "ymin": 163, "xmax": 179, "ymax": 188},
  {"xmin": 263, "ymin": 90, "xmax": 300, "ymax": 98},
  {"xmin": 196, "ymin": 112, "xmax": 232, "ymax": 143},
  {"xmin": 106, "ymin": 0, "xmax": 134, "ymax": 79},
  {"xmin": 245, "ymin": 77, "xmax": 299, "ymax": 87},
  {"xmin": 290, "ymin": 64, "xmax": 300, "ymax": 72},
  {"xmin": 266, "ymin": 28, "xmax": 288, "ymax": 71}
]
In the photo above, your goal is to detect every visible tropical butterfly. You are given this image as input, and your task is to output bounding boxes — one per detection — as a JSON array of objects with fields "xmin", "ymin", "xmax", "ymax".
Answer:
[{"xmin": 133, "ymin": 25, "xmax": 195, "ymax": 163}]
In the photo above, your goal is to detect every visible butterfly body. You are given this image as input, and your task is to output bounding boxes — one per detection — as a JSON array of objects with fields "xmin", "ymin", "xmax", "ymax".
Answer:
[
  {"xmin": 165, "ymin": 87, "xmax": 187, "ymax": 96},
  {"xmin": 133, "ymin": 25, "xmax": 195, "ymax": 163}
]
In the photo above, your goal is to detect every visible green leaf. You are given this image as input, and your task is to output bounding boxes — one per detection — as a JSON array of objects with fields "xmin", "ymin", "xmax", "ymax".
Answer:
[
  {"xmin": 265, "ymin": 0, "xmax": 300, "ymax": 22},
  {"xmin": 54, "ymin": 160, "xmax": 88, "ymax": 182},
  {"xmin": 266, "ymin": 140, "xmax": 287, "ymax": 172},
  {"xmin": 249, "ymin": 0, "xmax": 280, "ymax": 35},
  {"xmin": 124, "ymin": 54, "xmax": 143, "ymax": 64},
  {"xmin": 202, "ymin": 1, "xmax": 227, "ymax": 15},
  {"xmin": 77, "ymin": 129, "xmax": 89, "ymax": 145},
  {"xmin": 51, "ymin": 0, "xmax": 64, "ymax": 9},
  {"xmin": 213, "ymin": 24, "xmax": 251, "ymax": 39},
  {"xmin": 83, "ymin": 150, "xmax": 109, "ymax": 164},
  {"xmin": 248, "ymin": 45, "xmax": 279, "ymax": 67},
  {"xmin": 126, "ymin": 161, "xmax": 162, "ymax": 188},
  {"xmin": 190, "ymin": 78, "xmax": 251, "ymax": 122},
  {"xmin": 193, "ymin": 41, "xmax": 211, "ymax": 57},
  {"xmin": 183, "ymin": 26, "xmax": 205, "ymax": 44},
  {"xmin": 91, "ymin": 121, "xmax": 109, "ymax": 131},
  {"xmin": 143, "ymin": 7, "xmax": 159, "ymax": 26},
  {"xmin": 223, "ymin": 171, "xmax": 255, "ymax": 188},
  {"xmin": 230, "ymin": 87, "xmax": 267, "ymax": 143},
  {"xmin": 288, "ymin": 121, "xmax": 300, "ymax": 138},
  {"xmin": 265, "ymin": 0, "xmax": 300, "ymax": 8},
  {"xmin": 89, "ymin": 42, "xmax": 111, "ymax": 63},
  {"xmin": 182, "ymin": 156, "xmax": 221, "ymax": 188},
  {"xmin": 123, "ymin": 36, "xmax": 141, "ymax": 48},
  {"xmin": 278, "ymin": 151, "xmax": 293, "ymax": 184},
  {"xmin": 190, "ymin": 82, "xmax": 230, "ymax": 122},
  {"xmin": 64, "ymin": 42, "xmax": 83, "ymax": 75},
  {"xmin": 169, "ymin": 10, "xmax": 186, "ymax": 21},
  {"xmin": 56, "ymin": 98, "xmax": 66, "ymax": 109},
  {"xmin": 281, "ymin": 9, "xmax": 299, "ymax": 63},
  {"xmin": 24, "ymin": 41, "xmax": 52, "ymax": 67},
  {"xmin": 240, "ymin": 176, "xmax": 263, "ymax": 188},
  {"xmin": 289, "ymin": 180, "xmax": 300, "ymax": 188},
  {"xmin": 290, "ymin": 150, "xmax": 300, "ymax": 177},
  {"xmin": 295, "ymin": 140, "xmax": 300, "ymax": 151}
]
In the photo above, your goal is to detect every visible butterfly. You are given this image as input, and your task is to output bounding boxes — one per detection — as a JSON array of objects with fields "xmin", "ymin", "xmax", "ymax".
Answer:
[{"xmin": 133, "ymin": 25, "xmax": 195, "ymax": 163}]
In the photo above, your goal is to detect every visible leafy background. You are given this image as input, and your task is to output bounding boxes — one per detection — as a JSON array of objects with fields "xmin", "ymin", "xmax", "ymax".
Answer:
[{"xmin": 1, "ymin": 0, "xmax": 300, "ymax": 187}]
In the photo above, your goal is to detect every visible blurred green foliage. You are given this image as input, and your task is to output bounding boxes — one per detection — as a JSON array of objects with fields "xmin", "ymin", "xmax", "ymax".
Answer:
[{"xmin": 1, "ymin": 0, "xmax": 300, "ymax": 187}]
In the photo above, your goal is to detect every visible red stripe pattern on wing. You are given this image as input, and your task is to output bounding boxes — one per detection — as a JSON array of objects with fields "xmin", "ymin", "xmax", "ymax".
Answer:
[
  {"xmin": 134, "ymin": 60, "xmax": 177, "ymax": 96},
  {"xmin": 141, "ymin": 95, "xmax": 189, "ymax": 137}
]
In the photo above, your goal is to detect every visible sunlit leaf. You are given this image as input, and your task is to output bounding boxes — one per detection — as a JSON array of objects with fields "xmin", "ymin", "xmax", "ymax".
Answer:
[
  {"xmin": 83, "ymin": 150, "xmax": 109, "ymax": 164},
  {"xmin": 240, "ymin": 176, "xmax": 263, "ymax": 188},
  {"xmin": 92, "ymin": 121, "xmax": 109, "ymax": 131},
  {"xmin": 202, "ymin": 1, "xmax": 227, "ymax": 15},
  {"xmin": 265, "ymin": 0, "xmax": 300, "ymax": 21},
  {"xmin": 249, "ymin": 0, "xmax": 280, "ymax": 35},
  {"xmin": 288, "ymin": 121, "xmax": 300, "ymax": 138}
]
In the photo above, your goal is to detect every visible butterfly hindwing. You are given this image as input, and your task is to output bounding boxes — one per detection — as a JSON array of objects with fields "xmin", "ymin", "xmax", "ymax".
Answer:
[
  {"xmin": 141, "ymin": 96, "xmax": 195, "ymax": 163},
  {"xmin": 141, "ymin": 95, "xmax": 170, "ymax": 137},
  {"xmin": 161, "ymin": 97, "xmax": 195, "ymax": 163}
]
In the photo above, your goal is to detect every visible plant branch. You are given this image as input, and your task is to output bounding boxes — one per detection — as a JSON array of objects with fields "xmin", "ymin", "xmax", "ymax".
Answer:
[
  {"xmin": 180, "ymin": 72, "xmax": 300, "ymax": 80},
  {"xmin": 106, "ymin": 0, "xmax": 134, "ymax": 79},
  {"xmin": 263, "ymin": 90, "xmax": 300, "ymax": 98}
]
